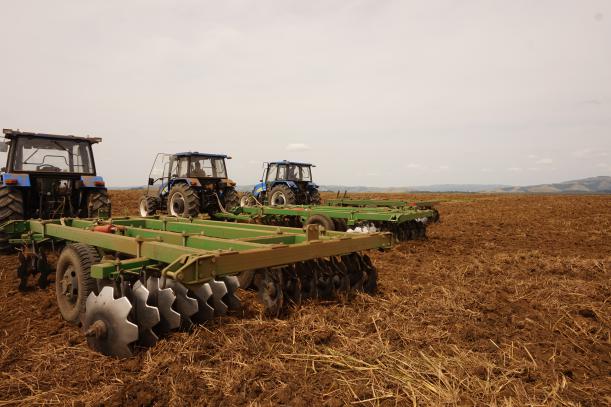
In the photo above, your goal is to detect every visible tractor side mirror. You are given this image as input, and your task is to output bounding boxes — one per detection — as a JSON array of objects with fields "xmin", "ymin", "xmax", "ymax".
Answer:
[
  {"xmin": 148, "ymin": 177, "xmax": 154, "ymax": 186},
  {"xmin": 0, "ymin": 142, "xmax": 7, "ymax": 153}
]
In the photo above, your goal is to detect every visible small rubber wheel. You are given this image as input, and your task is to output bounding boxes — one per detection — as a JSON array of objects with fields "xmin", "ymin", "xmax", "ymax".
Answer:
[
  {"xmin": 304, "ymin": 214, "xmax": 335, "ymax": 231},
  {"xmin": 55, "ymin": 244, "xmax": 101, "ymax": 324}
]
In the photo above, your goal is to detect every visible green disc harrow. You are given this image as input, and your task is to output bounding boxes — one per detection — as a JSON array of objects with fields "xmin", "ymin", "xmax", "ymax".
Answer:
[
  {"xmin": 1, "ymin": 216, "xmax": 391, "ymax": 357},
  {"xmin": 325, "ymin": 198, "xmax": 441, "ymax": 223},
  {"xmin": 215, "ymin": 203, "xmax": 435, "ymax": 241}
]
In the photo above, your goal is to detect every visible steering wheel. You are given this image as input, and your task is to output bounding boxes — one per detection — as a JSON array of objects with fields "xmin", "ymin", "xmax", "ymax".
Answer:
[{"xmin": 36, "ymin": 164, "xmax": 61, "ymax": 172}]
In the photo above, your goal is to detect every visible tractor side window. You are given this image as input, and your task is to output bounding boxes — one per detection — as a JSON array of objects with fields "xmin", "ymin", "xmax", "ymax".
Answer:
[
  {"xmin": 301, "ymin": 166, "xmax": 312, "ymax": 181},
  {"xmin": 13, "ymin": 137, "xmax": 94, "ymax": 174},
  {"xmin": 177, "ymin": 157, "xmax": 190, "ymax": 177},
  {"xmin": 288, "ymin": 165, "xmax": 300, "ymax": 180},
  {"xmin": 212, "ymin": 159, "xmax": 227, "ymax": 178},
  {"xmin": 0, "ymin": 140, "xmax": 9, "ymax": 171},
  {"xmin": 266, "ymin": 164, "xmax": 277, "ymax": 182},
  {"xmin": 277, "ymin": 165, "xmax": 287, "ymax": 180},
  {"xmin": 170, "ymin": 158, "xmax": 179, "ymax": 177}
]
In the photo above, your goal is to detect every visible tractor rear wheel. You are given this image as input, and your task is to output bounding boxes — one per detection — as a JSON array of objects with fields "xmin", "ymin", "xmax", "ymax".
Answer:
[
  {"xmin": 0, "ymin": 187, "xmax": 24, "ymax": 253},
  {"xmin": 304, "ymin": 214, "xmax": 335, "ymax": 231},
  {"xmin": 139, "ymin": 195, "xmax": 159, "ymax": 216},
  {"xmin": 88, "ymin": 189, "xmax": 111, "ymax": 218},
  {"xmin": 223, "ymin": 188, "xmax": 240, "ymax": 212},
  {"xmin": 309, "ymin": 189, "xmax": 321, "ymax": 205},
  {"xmin": 270, "ymin": 185, "xmax": 296, "ymax": 206},
  {"xmin": 55, "ymin": 243, "xmax": 101, "ymax": 324},
  {"xmin": 168, "ymin": 184, "xmax": 200, "ymax": 217}
]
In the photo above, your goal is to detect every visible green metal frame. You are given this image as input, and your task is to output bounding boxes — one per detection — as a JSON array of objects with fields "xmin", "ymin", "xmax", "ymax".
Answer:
[
  {"xmin": 215, "ymin": 205, "xmax": 434, "ymax": 227},
  {"xmin": 4, "ymin": 216, "xmax": 391, "ymax": 287},
  {"xmin": 326, "ymin": 198, "xmax": 438, "ymax": 210}
]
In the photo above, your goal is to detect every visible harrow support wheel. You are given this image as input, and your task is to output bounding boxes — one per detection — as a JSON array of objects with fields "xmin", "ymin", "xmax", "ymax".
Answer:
[
  {"xmin": 270, "ymin": 184, "xmax": 296, "ymax": 206},
  {"xmin": 168, "ymin": 183, "xmax": 200, "ymax": 217},
  {"xmin": 139, "ymin": 195, "xmax": 159, "ymax": 217},
  {"xmin": 55, "ymin": 244, "xmax": 101, "ymax": 324},
  {"xmin": 304, "ymin": 214, "xmax": 335, "ymax": 232}
]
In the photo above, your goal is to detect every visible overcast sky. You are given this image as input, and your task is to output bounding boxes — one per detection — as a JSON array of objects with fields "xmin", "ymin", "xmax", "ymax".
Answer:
[{"xmin": 1, "ymin": 0, "xmax": 610, "ymax": 187}]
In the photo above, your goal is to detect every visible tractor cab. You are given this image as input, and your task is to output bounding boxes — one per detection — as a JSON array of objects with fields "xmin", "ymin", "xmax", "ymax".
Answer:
[
  {"xmin": 0, "ymin": 129, "xmax": 110, "ymax": 223},
  {"xmin": 244, "ymin": 161, "xmax": 320, "ymax": 206},
  {"xmin": 140, "ymin": 152, "xmax": 239, "ymax": 217}
]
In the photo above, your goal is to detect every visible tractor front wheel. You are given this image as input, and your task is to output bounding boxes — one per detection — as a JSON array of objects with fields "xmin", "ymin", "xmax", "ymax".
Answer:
[
  {"xmin": 270, "ymin": 185, "xmax": 297, "ymax": 206},
  {"xmin": 168, "ymin": 184, "xmax": 200, "ymax": 217},
  {"xmin": 139, "ymin": 195, "xmax": 160, "ymax": 216},
  {"xmin": 0, "ymin": 187, "xmax": 24, "ymax": 253},
  {"xmin": 55, "ymin": 243, "xmax": 101, "ymax": 324},
  {"xmin": 309, "ymin": 189, "xmax": 322, "ymax": 205},
  {"xmin": 87, "ymin": 189, "xmax": 111, "ymax": 218},
  {"xmin": 223, "ymin": 188, "xmax": 240, "ymax": 212}
]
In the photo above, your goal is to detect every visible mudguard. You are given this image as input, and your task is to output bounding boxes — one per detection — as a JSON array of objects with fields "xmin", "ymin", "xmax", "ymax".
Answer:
[
  {"xmin": 1, "ymin": 173, "xmax": 31, "ymax": 187},
  {"xmin": 80, "ymin": 176, "xmax": 105, "ymax": 188},
  {"xmin": 252, "ymin": 182, "xmax": 267, "ymax": 198}
]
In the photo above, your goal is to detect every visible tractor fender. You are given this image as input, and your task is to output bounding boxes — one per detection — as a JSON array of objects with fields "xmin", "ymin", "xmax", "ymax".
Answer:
[
  {"xmin": 307, "ymin": 182, "xmax": 319, "ymax": 190},
  {"xmin": 80, "ymin": 176, "xmax": 105, "ymax": 188},
  {"xmin": 170, "ymin": 178, "xmax": 201, "ymax": 189},
  {"xmin": 1, "ymin": 173, "xmax": 31, "ymax": 187},
  {"xmin": 284, "ymin": 181, "xmax": 298, "ymax": 189},
  {"xmin": 253, "ymin": 182, "xmax": 266, "ymax": 198}
]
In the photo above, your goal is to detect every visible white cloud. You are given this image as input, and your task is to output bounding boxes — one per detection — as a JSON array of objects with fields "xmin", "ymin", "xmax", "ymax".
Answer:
[
  {"xmin": 480, "ymin": 168, "xmax": 492, "ymax": 172},
  {"xmin": 407, "ymin": 162, "xmax": 421, "ymax": 169},
  {"xmin": 438, "ymin": 165, "xmax": 449, "ymax": 170},
  {"xmin": 527, "ymin": 167, "xmax": 540, "ymax": 171},
  {"xmin": 596, "ymin": 163, "xmax": 610, "ymax": 168},
  {"xmin": 507, "ymin": 167, "xmax": 523, "ymax": 172},
  {"xmin": 527, "ymin": 154, "xmax": 538, "ymax": 159},
  {"xmin": 285, "ymin": 143, "xmax": 311, "ymax": 152},
  {"xmin": 536, "ymin": 158, "xmax": 553, "ymax": 165}
]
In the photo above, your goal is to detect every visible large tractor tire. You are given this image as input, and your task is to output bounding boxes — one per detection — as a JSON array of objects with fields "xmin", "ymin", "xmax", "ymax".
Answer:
[
  {"xmin": 0, "ymin": 187, "xmax": 24, "ymax": 253},
  {"xmin": 223, "ymin": 188, "xmax": 240, "ymax": 212},
  {"xmin": 55, "ymin": 243, "xmax": 101, "ymax": 324},
  {"xmin": 88, "ymin": 189, "xmax": 112, "ymax": 218},
  {"xmin": 139, "ymin": 195, "xmax": 160, "ymax": 217},
  {"xmin": 309, "ymin": 189, "xmax": 322, "ymax": 205},
  {"xmin": 304, "ymin": 214, "xmax": 335, "ymax": 232},
  {"xmin": 168, "ymin": 183, "xmax": 200, "ymax": 217},
  {"xmin": 269, "ymin": 185, "xmax": 297, "ymax": 206}
]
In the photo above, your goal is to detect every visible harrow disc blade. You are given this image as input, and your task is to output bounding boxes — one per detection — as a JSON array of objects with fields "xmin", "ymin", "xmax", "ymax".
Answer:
[
  {"xmin": 146, "ymin": 277, "xmax": 180, "ymax": 335},
  {"xmin": 132, "ymin": 281, "xmax": 161, "ymax": 347},
  {"xmin": 161, "ymin": 277, "xmax": 199, "ymax": 327},
  {"xmin": 219, "ymin": 276, "xmax": 242, "ymax": 311},
  {"xmin": 82, "ymin": 286, "xmax": 139, "ymax": 358},
  {"xmin": 189, "ymin": 283, "xmax": 215, "ymax": 322},
  {"xmin": 209, "ymin": 279, "xmax": 229, "ymax": 316}
]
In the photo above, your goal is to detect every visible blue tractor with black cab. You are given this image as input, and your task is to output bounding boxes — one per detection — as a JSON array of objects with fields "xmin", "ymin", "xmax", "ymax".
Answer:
[
  {"xmin": 0, "ymin": 128, "xmax": 111, "ymax": 256},
  {"xmin": 139, "ymin": 152, "xmax": 240, "ymax": 217},
  {"xmin": 241, "ymin": 160, "xmax": 321, "ymax": 207}
]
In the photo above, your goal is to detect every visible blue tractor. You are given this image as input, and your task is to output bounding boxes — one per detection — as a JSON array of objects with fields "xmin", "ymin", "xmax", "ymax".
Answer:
[
  {"xmin": 139, "ymin": 152, "xmax": 240, "ymax": 217},
  {"xmin": 242, "ymin": 160, "xmax": 321, "ymax": 207}
]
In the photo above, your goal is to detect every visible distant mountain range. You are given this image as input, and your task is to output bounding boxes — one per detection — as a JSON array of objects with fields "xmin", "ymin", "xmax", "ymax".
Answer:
[
  {"xmin": 492, "ymin": 176, "xmax": 611, "ymax": 194},
  {"xmin": 115, "ymin": 176, "xmax": 611, "ymax": 194}
]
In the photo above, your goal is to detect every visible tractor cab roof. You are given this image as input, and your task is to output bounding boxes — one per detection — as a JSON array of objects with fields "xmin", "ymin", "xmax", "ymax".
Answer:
[
  {"xmin": 2, "ymin": 129, "xmax": 102, "ymax": 144},
  {"xmin": 270, "ymin": 160, "xmax": 315, "ymax": 167},
  {"xmin": 174, "ymin": 152, "xmax": 230, "ymax": 159}
]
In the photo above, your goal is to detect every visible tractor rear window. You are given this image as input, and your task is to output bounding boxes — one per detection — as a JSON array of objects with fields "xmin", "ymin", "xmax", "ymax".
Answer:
[
  {"xmin": 190, "ymin": 157, "xmax": 227, "ymax": 178},
  {"xmin": 12, "ymin": 137, "xmax": 94, "ymax": 174}
]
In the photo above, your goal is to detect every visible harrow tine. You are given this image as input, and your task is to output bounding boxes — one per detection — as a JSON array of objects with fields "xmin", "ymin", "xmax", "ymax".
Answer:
[
  {"xmin": 146, "ymin": 277, "xmax": 180, "ymax": 335},
  {"xmin": 132, "ymin": 281, "xmax": 161, "ymax": 348}
]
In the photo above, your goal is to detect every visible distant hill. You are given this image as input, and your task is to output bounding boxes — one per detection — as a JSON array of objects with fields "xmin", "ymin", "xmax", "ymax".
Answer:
[{"xmin": 493, "ymin": 176, "xmax": 611, "ymax": 194}]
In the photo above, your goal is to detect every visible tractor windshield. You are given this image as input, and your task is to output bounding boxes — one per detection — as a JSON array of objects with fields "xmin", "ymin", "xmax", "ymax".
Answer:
[
  {"xmin": 11, "ymin": 136, "xmax": 95, "ymax": 174},
  {"xmin": 190, "ymin": 156, "xmax": 227, "ymax": 178}
]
